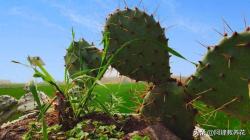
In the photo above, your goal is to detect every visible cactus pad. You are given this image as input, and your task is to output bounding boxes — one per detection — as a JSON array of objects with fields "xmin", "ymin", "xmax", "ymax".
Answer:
[
  {"xmin": 65, "ymin": 38, "xmax": 102, "ymax": 78},
  {"xmin": 186, "ymin": 30, "xmax": 250, "ymax": 121},
  {"xmin": 104, "ymin": 8, "xmax": 170, "ymax": 84},
  {"xmin": 141, "ymin": 81, "xmax": 197, "ymax": 140}
]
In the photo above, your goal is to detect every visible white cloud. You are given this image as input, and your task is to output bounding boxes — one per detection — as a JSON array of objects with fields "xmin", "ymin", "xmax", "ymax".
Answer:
[
  {"xmin": 160, "ymin": 0, "xmax": 212, "ymax": 39},
  {"xmin": 92, "ymin": 0, "xmax": 113, "ymax": 10},
  {"xmin": 8, "ymin": 6, "xmax": 66, "ymax": 32},
  {"xmin": 161, "ymin": 0, "xmax": 178, "ymax": 14},
  {"xmin": 175, "ymin": 17, "xmax": 212, "ymax": 39},
  {"xmin": 49, "ymin": 3, "xmax": 103, "ymax": 33}
]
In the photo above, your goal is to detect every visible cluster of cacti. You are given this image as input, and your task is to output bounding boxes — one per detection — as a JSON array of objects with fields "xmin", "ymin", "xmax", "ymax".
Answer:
[
  {"xmin": 102, "ymin": 7, "xmax": 250, "ymax": 139},
  {"xmin": 62, "ymin": 7, "xmax": 250, "ymax": 139},
  {"xmin": 65, "ymin": 38, "xmax": 102, "ymax": 80}
]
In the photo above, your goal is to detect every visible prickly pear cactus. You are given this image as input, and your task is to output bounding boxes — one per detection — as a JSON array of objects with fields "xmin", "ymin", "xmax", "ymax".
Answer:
[
  {"xmin": 186, "ymin": 29, "xmax": 250, "ymax": 121},
  {"xmin": 104, "ymin": 8, "xmax": 170, "ymax": 84},
  {"xmin": 104, "ymin": 7, "xmax": 196, "ymax": 139},
  {"xmin": 65, "ymin": 38, "xmax": 102, "ymax": 78},
  {"xmin": 0, "ymin": 95, "xmax": 18, "ymax": 124},
  {"xmin": 141, "ymin": 81, "xmax": 197, "ymax": 140}
]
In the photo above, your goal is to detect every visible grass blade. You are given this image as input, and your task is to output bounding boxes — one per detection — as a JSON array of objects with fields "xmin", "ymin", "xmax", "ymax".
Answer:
[{"xmin": 28, "ymin": 81, "xmax": 42, "ymax": 109}]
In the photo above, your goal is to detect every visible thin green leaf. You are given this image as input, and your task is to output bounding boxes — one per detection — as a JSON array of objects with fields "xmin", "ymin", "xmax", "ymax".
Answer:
[
  {"xmin": 68, "ymin": 66, "xmax": 101, "ymax": 79},
  {"xmin": 72, "ymin": 27, "xmax": 75, "ymax": 41},
  {"xmin": 28, "ymin": 81, "xmax": 42, "ymax": 109},
  {"xmin": 42, "ymin": 116, "xmax": 49, "ymax": 140},
  {"xmin": 38, "ymin": 96, "xmax": 56, "ymax": 120},
  {"xmin": 165, "ymin": 46, "xmax": 196, "ymax": 65},
  {"xmin": 94, "ymin": 99, "xmax": 111, "ymax": 116},
  {"xmin": 95, "ymin": 80, "xmax": 108, "ymax": 89},
  {"xmin": 138, "ymin": 37, "xmax": 195, "ymax": 65}
]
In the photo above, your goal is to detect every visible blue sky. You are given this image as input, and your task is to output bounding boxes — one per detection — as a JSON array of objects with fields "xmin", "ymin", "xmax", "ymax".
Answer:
[{"xmin": 0, "ymin": 0, "xmax": 250, "ymax": 83}]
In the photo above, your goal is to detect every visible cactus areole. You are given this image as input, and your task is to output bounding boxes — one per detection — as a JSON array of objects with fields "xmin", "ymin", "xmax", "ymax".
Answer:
[
  {"xmin": 141, "ymin": 81, "xmax": 197, "ymax": 139},
  {"xmin": 104, "ymin": 8, "xmax": 171, "ymax": 84},
  {"xmin": 186, "ymin": 30, "xmax": 250, "ymax": 121}
]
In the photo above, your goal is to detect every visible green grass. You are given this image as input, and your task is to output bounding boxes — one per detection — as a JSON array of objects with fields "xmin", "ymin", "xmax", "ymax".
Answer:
[
  {"xmin": 93, "ymin": 82, "xmax": 146, "ymax": 113},
  {"xmin": 0, "ymin": 82, "xmax": 147, "ymax": 113},
  {"xmin": 0, "ymin": 83, "xmax": 55, "ymax": 99},
  {"xmin": 194, "ymin": 101, "xmax": 250, "ymax": 140},
  {"xmin": 1, "ymin": 82, "xmax": 249, "ymax": 139}
]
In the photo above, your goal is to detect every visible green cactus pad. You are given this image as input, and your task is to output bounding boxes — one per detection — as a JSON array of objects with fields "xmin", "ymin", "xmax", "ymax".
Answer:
[
  {"xmin": 186, "ymin": 30, "xmax": 250, "ymax": 121},
  {"xmin": 141, "ymin": 81, "xmax": 196, "ymax": 140},
  {"xmin": 65, "ymin": 38, "xmax": 102, "ymax": 78},
  {"xmin": 104, "ymin": 8, "xmax": 170, "ymax": 84}
]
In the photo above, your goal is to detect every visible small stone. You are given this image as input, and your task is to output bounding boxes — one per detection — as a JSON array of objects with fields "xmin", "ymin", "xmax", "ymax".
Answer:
[
  {"xmin": 0, "ymin": 95, "xmax": 18, "ymax": 111},
  {"xmin": 0, "ymin": 95, "xmax": 18, "ymax": 125}
]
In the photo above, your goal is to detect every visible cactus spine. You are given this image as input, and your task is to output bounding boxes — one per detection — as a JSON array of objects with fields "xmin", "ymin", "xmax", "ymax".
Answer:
[
  {"xmin": 141, "ymin": 82, "xmax": 196, "ymax": 139},
  {"xmin": 186, "ymin": 30, "xmax": 250, "ymax": 121}
]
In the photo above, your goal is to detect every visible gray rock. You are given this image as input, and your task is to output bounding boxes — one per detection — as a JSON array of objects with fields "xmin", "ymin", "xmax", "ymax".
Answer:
[
  {"xmin": 0, "ymin": 95, "xmax": 18, "ymax": 111},
  {"xmin": 17, "ymin": 91, "xmax": 50, "ymax": 113},
  {"xmin": 1, "ymin": 112, "xmax": 38, "ymax": 129},
  {"xmin": 0, "ymin": 95, "xmax": 18, "ymax": 125}
]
